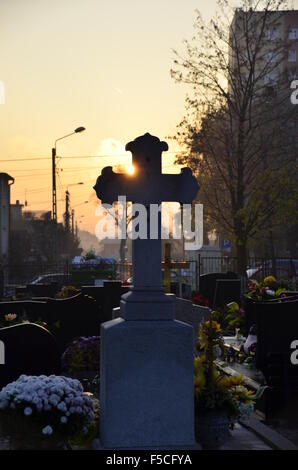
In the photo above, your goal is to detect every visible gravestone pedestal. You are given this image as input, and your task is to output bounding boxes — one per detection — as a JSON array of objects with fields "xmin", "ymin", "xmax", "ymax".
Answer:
[{"xmin": 100, "ymin": 317, "xmax": 194, "ymax": 448}]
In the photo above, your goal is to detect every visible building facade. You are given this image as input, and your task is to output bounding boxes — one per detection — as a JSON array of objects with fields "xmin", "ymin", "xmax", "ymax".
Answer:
[{"xmin": 0, "ymin": 173, "xmax": 14, "ymax": 285}]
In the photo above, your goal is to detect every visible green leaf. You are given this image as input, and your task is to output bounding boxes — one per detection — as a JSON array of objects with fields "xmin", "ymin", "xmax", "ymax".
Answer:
[{"xmin": 226, "ymin": 302, "xmax": 239, "ymax": 313}]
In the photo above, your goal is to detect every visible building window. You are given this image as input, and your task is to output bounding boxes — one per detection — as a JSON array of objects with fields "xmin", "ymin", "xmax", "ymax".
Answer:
[
  {"xmin": 288, "ymin": 49, "xmax": 297, "ymax": 62},
  {"xmin": 288, "ymin": 69, "xmax": 298, "ymax": 81},
  {"xmin": 289, "ymin": 28, "xmax": 298, "ymax": 40},
  {"xmin": 265, "ymin": 27, "xmax": 280, "ymax": 40},
  {"xmin": 265, "ymin": 52, "xmax": 278, "ymax": 62},
  {"xmin": 264, "ymin": 71, "xmax": 278, "ymax": 85}
]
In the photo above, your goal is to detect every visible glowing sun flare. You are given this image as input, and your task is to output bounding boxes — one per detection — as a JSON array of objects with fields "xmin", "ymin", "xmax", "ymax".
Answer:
[{"xmin": 126, "ymin": 165, "xmax": 135, "ymax": 175}]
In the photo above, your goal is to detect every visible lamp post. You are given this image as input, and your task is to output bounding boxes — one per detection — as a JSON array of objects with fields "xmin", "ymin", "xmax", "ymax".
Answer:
[
  {"xmin": 52, "ymin": 127, "xmax": 85, "ymax": 224},
  {"xmin": 52, "ymin": 127, "xmax": 85, "ymax": 263}
]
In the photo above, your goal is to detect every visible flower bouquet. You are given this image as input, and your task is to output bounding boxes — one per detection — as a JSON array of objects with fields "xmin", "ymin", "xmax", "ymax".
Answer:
[
  {"xmin": 61, "ymin": 336, "xmax": 100, "ymax": 375},
  {"xmin": 0, "ymin": 312, "xmax": 47, "ymax": 329},
  {"xmin": 246, "ymin": 276, "xmax": 295, "ymax": 301},
  {"xmin": 0, "ymin": 375, "xmax": 95, "ymax": 449},
  {"xmin": 192, "ymin": 292, "xmax": 210, "ymax": 307},
  {"xmin": 211, "ymin": 301, "xmax": 245, "ymax": 336},
  {"xmin": 194, "ymin": 319, "xmax": 266, "ymax": 448}
]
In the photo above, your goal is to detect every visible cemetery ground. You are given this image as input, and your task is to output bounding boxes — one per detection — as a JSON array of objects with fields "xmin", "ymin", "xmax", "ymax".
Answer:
[
  {"xmin": 0, "ymin": 134, "xmax": 298, "ymax": 452},
  {"xmin": 0, "ymin": 273, "xmax": 298, "ymax": 451}
]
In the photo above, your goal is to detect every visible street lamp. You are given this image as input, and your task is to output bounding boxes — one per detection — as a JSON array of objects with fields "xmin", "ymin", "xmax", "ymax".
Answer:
[
  {"xmin": 51, "ymin": 127, "xmax": 85, "ymax": 264},
  {"xmin": 52, "ymin": 127, "xmax": 85, "ymax": 223}
]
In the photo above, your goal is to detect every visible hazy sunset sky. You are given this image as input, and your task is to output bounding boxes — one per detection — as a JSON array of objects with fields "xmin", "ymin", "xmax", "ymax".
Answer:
[{"xmin": 1, "ymin": 0, "xmax": 297, "ymax": 235}]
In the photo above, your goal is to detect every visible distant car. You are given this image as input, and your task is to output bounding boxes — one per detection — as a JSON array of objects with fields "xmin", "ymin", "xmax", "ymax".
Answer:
[
  {"xmin": 123, "ymin": 271, "xmax": 180, "ymax": 286},
  {"xmin": 246, "ymin": 259, "xmax": 298, "ymax": 280},
  {"xmin": 31, "ymin": 273, "xmax": 72, "ymax": 286}
]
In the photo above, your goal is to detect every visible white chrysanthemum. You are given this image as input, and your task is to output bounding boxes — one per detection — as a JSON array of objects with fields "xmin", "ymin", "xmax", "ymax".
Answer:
[
  {"xmin": 24, "ymin": 407, "xmax": 33, "ymax": 416},
  {"xmin": 57, "ymin": 401, "xmax": 67, "ymax": 412},
  {"xmin": 42, "ymin": 425, "xmax": 53, "ymax": 435},
  {"xmin": 49, "ymin": 394, "xmax": 60, "ymax": 406}
]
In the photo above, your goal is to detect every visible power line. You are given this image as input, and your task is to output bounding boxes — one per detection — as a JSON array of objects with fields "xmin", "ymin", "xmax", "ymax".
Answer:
[
  {"xmin": 1, "ymin": 151, "xmax": 182, "ymax": 163},
  {"xmin": 9, "ymin": 163, "xmax": 179, "ymax": 178}
]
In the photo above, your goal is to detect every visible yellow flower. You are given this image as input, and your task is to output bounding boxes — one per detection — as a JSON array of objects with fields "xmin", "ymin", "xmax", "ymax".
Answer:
[
  {"xmin": 263, "ymin": 276, "xmax": 276, "ymax": 287},
  {"xmin": 203, "ymin": 320, "xmax": 221, "ymax": 332},
  {"xmin": 221, "ymin": 374, "xmax": 244, "ymax": 388},
  {"xmin": 194, "ymin": 357, "xmax": 206, "ymax": 392},
  {"xmin": 5, "ymin": 313, "xmax": 17, "ymax": 322}
]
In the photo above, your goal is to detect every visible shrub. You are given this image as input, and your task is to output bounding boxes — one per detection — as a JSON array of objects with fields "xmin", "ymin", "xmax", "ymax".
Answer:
[{"xmin": 61, "ymin": 336, "xmax": 100, "ymax": 374}]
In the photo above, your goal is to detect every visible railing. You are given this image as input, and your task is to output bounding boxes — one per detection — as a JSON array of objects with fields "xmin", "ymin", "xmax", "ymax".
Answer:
[
  {"xmin": 3, "ymin": 256, "xmax": 297, "ymax": 292},
  {"xmin": 5, "ymin": 262, "xmax": 70, "ymax": 285}
]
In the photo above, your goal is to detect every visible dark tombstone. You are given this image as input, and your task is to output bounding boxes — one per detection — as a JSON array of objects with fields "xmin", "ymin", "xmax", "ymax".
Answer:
[
  {"xmin": 0, "ymin": 266, "xmax": 4, "ymax": 300},
  {"xmin": 199, "ymin": 272, "xmax": 239, "ymax": 307},
  {"xmin": 213, "ymin": 279, "xmax": 241, "ymax": 308},
  {"xmin": 244, "ymin": 292, "xmax": 298, "ymax": 336},
  {"xmin": 25, "ymin": 283, "xmax": 58, "ymax": 298},
  {"xmin": 15, "ymin": 284, "xmax": 58, "ymax": 298},
  {"xmin": 45, "ymin": 292, "xmax": 101, "ymax": 349},
  {"xmin": 0, "ymin": 323, "xmax": 61, "ymax": 389},
  {"xmin": 255, "ymin": 299, "xmax": 298, "ymax": 378},
  {"xmin": 82, "ymin": 281, "xmax": 129, "ymax": 323},
  {"xmin": 253, "ymin": 299, "xmax": 298, "ymax": 414}
]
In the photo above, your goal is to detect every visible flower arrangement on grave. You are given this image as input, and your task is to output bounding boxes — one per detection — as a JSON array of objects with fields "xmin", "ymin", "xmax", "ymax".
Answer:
[
  {"xmin": 0, "ymin": 313, "xmax": 18, "ymax": 328},
  {"xmin": 245, "ymin": 276, "xmax": 296, "ymax": 301},
  {"xmin": 68, "ymin": 396, "xmax": 100, "ymax": 449},
  {"xmin": 0, "ymin": 312, "xmax": 47, "ymax": 329},
  {"xmin": 61, "ymin": 336, "xmax": 100, "ymax": 375},
  {"xmin": 192, "ymin": 291, "xmax": 210, "ymax": 307},
  {"xmin": 57, "ymin": 285, "xmax": 80, "ymax": 299},
  {"xmin": 0, "ymin": 375, "xmax": 95, "ymax": 449},
  {"xmin": 211, "ymin": 301, "xmax": 245, "ymax": 336},
  {"xmin": 194, "ymin": 319, "xmax": 265, "ymax": 439}
]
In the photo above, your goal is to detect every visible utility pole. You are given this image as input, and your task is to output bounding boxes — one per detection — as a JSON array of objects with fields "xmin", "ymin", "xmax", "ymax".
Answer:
[
  {"xmin": 52, "ymin": 147, "xmax": 57, "ymax": 265},
  {"xmin": 52, "ymin": 147, "xmax": 57, "ymax": 223},
  {"xmin": 71, "ymin": 209, "xmax": 75, "ymax": 237},
  {"xmin": 64, "ymin": 190, "xmax": 70, "ymax": 232}
]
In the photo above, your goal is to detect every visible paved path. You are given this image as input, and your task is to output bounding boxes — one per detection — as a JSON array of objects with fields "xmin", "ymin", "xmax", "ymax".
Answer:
[
  {"xmin": 218, "ymin": 423, "xmax": 272, "ymax": 450},
  {"xmin": 0, "ymin": 423, "xmax": 273, "ymax": 451}
]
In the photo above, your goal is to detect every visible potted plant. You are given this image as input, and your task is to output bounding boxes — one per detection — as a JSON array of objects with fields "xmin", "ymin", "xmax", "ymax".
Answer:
[
  {"xmin": 0, "ymin": 374, "xmax": 95, "ymax": 450},
  {"xmin": 211, "ymin": 301, "xmax": 246, "ymax": 336},
  {"xmin": 245, "ymin": 276, "xmax": 295, "ymax": 302},
  {"xmin": 61, "ymin": 336, "xmax": 100, "ymax": 385},
  {"xmin": 194, "ymin": 319, "xmax": 264, "ymax": 449}
]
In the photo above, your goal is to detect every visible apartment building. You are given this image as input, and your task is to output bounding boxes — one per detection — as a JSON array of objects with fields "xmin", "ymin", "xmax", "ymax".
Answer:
[{"xmin": 229, "ymin": 8, "xmax": 298, "ymax": 91}]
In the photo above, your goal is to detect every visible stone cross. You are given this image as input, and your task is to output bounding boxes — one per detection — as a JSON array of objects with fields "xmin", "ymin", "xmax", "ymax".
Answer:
[
  {"xmin": 93, "ymin": 133, "xmax": 199, "ymax": 449},
  {"xmin": 163, "ymin": 242, "xmax": 190, "ymax": 294},
  {"xmin": 94, "ymin": 132, "xmax": 198, "ymax": 320}
]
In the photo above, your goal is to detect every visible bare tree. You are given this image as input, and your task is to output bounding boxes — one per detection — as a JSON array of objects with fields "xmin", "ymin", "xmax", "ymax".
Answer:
[{"xmin": 171, "ymin": 0, "xmax": 298, "ymax": 275}]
